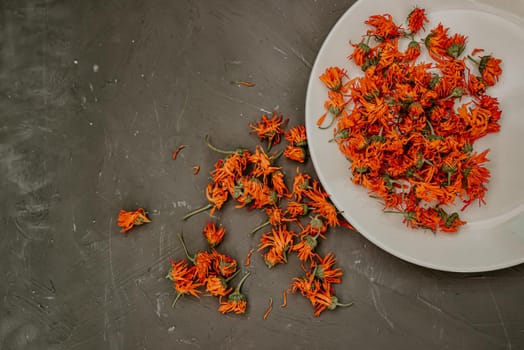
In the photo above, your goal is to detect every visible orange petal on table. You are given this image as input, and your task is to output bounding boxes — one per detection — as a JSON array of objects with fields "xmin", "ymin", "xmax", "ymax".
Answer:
[
  {"xmin": 244, "ymin": 248, "xmax": 255, "ymax": 266},
  {"xmin": 172, "ymin": 145, "xmax": 186, "ymax": 160},
  {"xmin": 263, "ymin": 297, "xmax": 273, "ymax": 320},
  {"xmin": 281, "ymin": 290, "xmax": 287, "ymax": 308},
  {"xmin": 232, "ymin": 80, "xmax": 255, "ymax": 87}
]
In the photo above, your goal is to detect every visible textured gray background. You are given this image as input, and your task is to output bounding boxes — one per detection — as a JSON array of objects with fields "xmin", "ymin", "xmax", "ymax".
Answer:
[{"xmin": 1, "ymin": 0, "xmax": 523, "ymax": 349}]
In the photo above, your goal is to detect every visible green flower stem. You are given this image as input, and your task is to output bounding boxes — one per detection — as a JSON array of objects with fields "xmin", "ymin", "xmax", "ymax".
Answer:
[
  {"xmin": 171, "ymin": 292, "xmax": 183, "ymax": 308},
  {"xmin": 225, "ymin": 269, "xmax": 241, "ymax": 283},
  {"xmin": 182, "ymin": 203, "xmax": 213, "ymax": 221},
  {"xmin": 177, "ymin": 232, "xmax": 195, "ymax": 264},
  {"xmin": 205, "ymin": 134, "xmax": 245, "ymax": 154},
  {"xmin": 467, "ymin": 55, "xmax": 480, "ymax": 65},
  {"xmin": 318, "ymin": 113, "xmax": 336, "ymax": 130},
  {"xmin": 250, "ymin": 220, "xmax": 270, "ymax": 235},
  {"xmin": 233, "ymin": 272, "xmax": 251, "ymax": 294}
]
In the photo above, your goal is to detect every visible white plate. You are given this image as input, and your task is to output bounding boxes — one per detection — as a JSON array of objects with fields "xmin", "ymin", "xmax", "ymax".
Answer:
[{"xmin": 305, "ymin": 0, "xmax": 524, "ymax": 272}]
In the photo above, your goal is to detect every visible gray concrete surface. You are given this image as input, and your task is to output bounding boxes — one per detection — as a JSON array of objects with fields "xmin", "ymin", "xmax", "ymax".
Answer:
[{"xmin": 1, "ymin": 0, "xmax": 523, "ymax": 349}]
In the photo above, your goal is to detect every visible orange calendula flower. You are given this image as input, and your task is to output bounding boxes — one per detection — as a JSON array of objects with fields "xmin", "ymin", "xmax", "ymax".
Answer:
[
  {"xmin": 182, "ymin": 173, "xmax": 232, "ymax": 221},
  {"xmin": 457, "ymin": 103, "xmax": 491, "ymax": 139},
  {"xmin": 235, "ymin": 177, "xmax": 276, "ymax": 209},
  {"xmin": 284, "ymin": 200, "xmax": 309, "ymax": 219},
  {"xmin": 211, "ymin": 250, "xmax": 238, "ymax": 278},
  {"xmin": 349, "ymin": 41, "xmax": 371, "ymax": 67},
  {"xmin": 467, "ymin": 75, "xmax": 486, "ymax": 96},
  {"xmin": 194, "ymin": 251, "xmax": 214, "ymax": 283},
  {"xmin": 324, "ymin": 90, "xmax": 347, "ymax": 116},
  {"xmin": 249, "ymin": 112, "xmax": 288, "ymax": 149},
  {"xmin": 218, "ymin": 272, "xmax": 250, "ymax": 315},
  {"xmin": 446, "ymin": 33, "xmax": 467, "ymax": 59},
  {"xmin": 292, "ymin": 232, "xmax": 320, "ymax": 263},
  {"xmin": 205, "ymin": 183, "xmax": 229, "ymax": 215},
  {"xmin": 235, "ymin": 176, "xmax": 276, "ymax": 209},
  {"xmin": 249, "ymin": 146, "xmax": 280, "ymax": 180},
  {"xmin": 168, "ymin": 258, "xmax": 193, "ymax": 283},
  {"xmin": 313, "ymin": 253, "xmax": 343, "ymax": 285},
  {"xmin": 304, "ymin": 180, "xmax": 339, "ymax": 228},
  {"xmin": 319, "ymin": 67, "xmax": 346, "ymax": 91},
  {"xmin": 318, "ymin": 91, "xmax": 348, "ymax": 128},
  {"xmin": 461, "ymin": 149, "xmax": 491, "ymax": 208},
  {"xmin": 117, "ymin": 208, "xmax": 151, "ymax": 233},
  {"xmin": 271, "ymin": 170, "xmax": 289, "ymax": 197},
  {"xmin": 397, "ymin": 206, "xmax": 440, "ymax": 232},
  {"xmin": 376, "ymin": 38, "xmax": 400, "ymax": 69},
  {"xmin": 283, "ymin": 145, "xmax": 306, "ymax": 163},
  {"xmin": 479, "ymin": 55, "xmax": 502, "ymax": 86},
  {"xmin": 312, "ymin": 290, "xmax": 353, "ymax": 317},
  {"xmin": 218, "ymin": 296, "xmax": 247, "ymax": 315},
  {"xmin": 407, "ymin": 7, "xmax": 428, "ymax": 34},
  {"xmin": 261, "ymin": 248, "xmax": 288, "ymax": 268},
  {"xmin": 424, "ymin": 23, "xmax": 450, "ymax": 61},
  {"xmin": 292, "ymin": 270, "xmax": 319, "ymax": 300},
  {"xmin": 291, "ymin": 168, "xmax": 311, "ymax": 201},
  {"xmin": 205, "ymin": 275, "xmax": 232, "ymax": 297},
  {"xmin": 306, "ymin": 215, "xmax": 329, "ymax": 237},
  {"xmin": 258, "ymin": 225, "xmax": 294, "ymax": 268},
  {"xmin": 210, "ymin": 150, "xmax": 251, "ymax": 193},
  {"xmin": 265, "ymin": 207, "xmax": 287, "ymax": 226},
  {"xmin": 285, "ymin": 125, "xmax": 307, "ymax": 147},
  {"xmin": 292, "ymin": 260, "xmax": 351, "ymax": 317},
  {"xmin": 168, "ymin": 258, "xmax": 202, "ymax": 307},
  {"xmin": 404, "ymin": 40, "xmax": 421, "ymax": 61},
  {"xmin": 365, "ymin": 13, "xmax": 401, "ymax": 40},
  {"xmin": 175, "ymin": 233, "xmax": 213, "ymax": 283},
  {"xmin": 203, "ymin": 221, "xmax": 226, "ymax": 248},
  {"xmin": 478, "ymin": 95, "xmax": 501, "ymax": 131}
]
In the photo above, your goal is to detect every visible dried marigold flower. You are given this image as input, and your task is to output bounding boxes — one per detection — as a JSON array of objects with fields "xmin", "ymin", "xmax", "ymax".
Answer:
[
  {"xmin": 258, "ymin": 225, "xmax": 294, "ymax": 268},
  {"xmin": 479, "ymin": 55, "xmax": 502, "ymax": 86},
  {"xmin": 249, "ymin": 112, "xmax": 288, "ymax": 149},
  {"xmin": 168, "ymin": 258, "xmax": 202, "ymax": 307},
  {"xmin": 292, "ymin": 233, "xmax": 319, "ymax": 263},
  {"xmin": 467, "ymin": 75, "xmax": 486, "ymax": 96},
  {"xmin": 205, "ymin": 275, "xmax": 232, "ymax": 297},
  {"xmin": 407, "ymin": 7, "xmax": 428, "ymax": 34},
  {"xmin": 117, "ymin": 208, "xmax": 151, "ymax": 233},
  {"xmin": 319, "ymin": 67, "xmax": 346, "ymax": 91},
  {"xmin": 404, "ymin": 40, "xmax": 421, "ymax": 61},
  {"xmin": 350, "ymin": 41, "xmax": 371, "ymax": 66},
  {"xmin": 285, "ymin": 125, "xmax": 307, "ymax": 147},
  {"xmin": 218, "ymin": 272, "xmax": 250, "ymax": 314},
  {"xmin": 283, "ymin": 145, "xmax": 306, "ymax": 163},
  {"xmin": 203, "ymin": 221, "xmax": 226, "ymax": 248},
  {"xmin": 365, "ymin": 13, "xmax": 401, "ymax": 40}
]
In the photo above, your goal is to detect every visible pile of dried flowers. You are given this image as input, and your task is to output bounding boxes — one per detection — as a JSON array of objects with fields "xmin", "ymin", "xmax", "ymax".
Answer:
[
  {"xmin": 317, "ymin": 7, "xmax": 502, "ymax": 232},
  {"xmin": 166, "ymin": 112, "xmax": 353, "ymax": 317}
]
